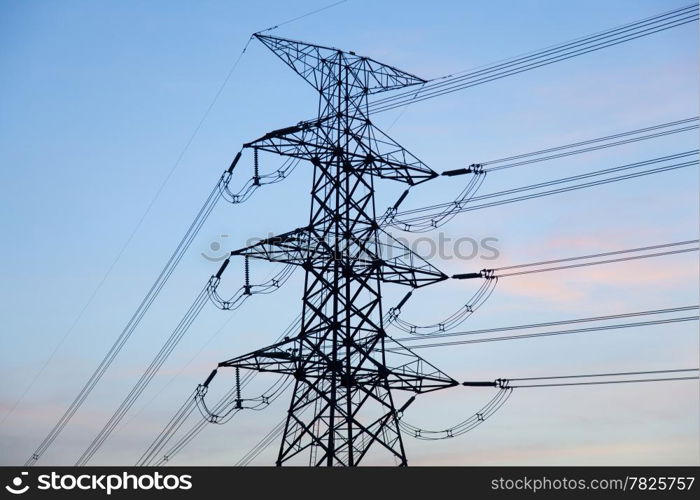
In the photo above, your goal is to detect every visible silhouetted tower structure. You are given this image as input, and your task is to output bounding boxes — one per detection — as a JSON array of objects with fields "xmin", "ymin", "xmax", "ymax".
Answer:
[{"xmin": 211, "ymin": 34, "xmax": 458, "ymax": 466}]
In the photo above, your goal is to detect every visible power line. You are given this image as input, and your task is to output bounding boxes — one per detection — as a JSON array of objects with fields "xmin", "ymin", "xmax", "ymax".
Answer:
[
  {"xmin": 417, "ymin": 151, "xmax": 698, "ymax": 216},
  {"xmin": 399, "ymin": 387, "xmax": 513, "ymax": 441},
  {"xmin": 382, "ymin": 121, "xmax": 697, "ymax": 233},
  {"xmin": 389, "ymin": 161, "xmax": 697, "ymax": 230},
  {"xmin": 509, "ymin": 367, "xmax": 700, "ymax": 382},
  {"xmin": 439, "ymin": 163, "xmax": 693, "ymax": 216},
  {"xmin": 395, "ymin": 369, "xmax": 698, "ymax": 443},
  {"xmin": 75, "ymin": 261, "xmax": 298, "ymax": 465},
  {"xmin": 495, "ymin": 247, "xmax": 698, "ymax": 278},
  {"xmin": 393, "ymin": 151, "xmax": 698, "ymax": 223},
  {"xmin": 24, "ymin": 178, "xmax": 228, "ymax": 466},
  {"xmin": 481, "ymin": 117, "xmax": 698, "ymax": 168},
  {"xmin": 393, "ymin": 305, "xmax": 699, "ymax": 342},
  {"xmin": 501, "ymin": 368, "xmax": 699, "ymax": 388},
  {"xmin": 388, "ymin": 278, "xmax": 498, "ymax": 336},
  {"xmin": 382, "ymin": 4, "xmax": 697, "ymax": 98},
  {"xmin": 428, "ymin": 4, "xmax": 696, "ymax": 83},
  {"xmin": 447, "ymin": 239, "xmax": 698, "ymax": 281},
  {"xmin": 370, "ymin": 4, "xmax": 698, "ymax": 113},
  {"xmin": 389, "ymin": 316, "xmax": 697, "ymax": 350},
  {"xmin": 254, "ymin": 0, "xmax": 348, "ymax": 34},
  {"xmin": 1, "ymin": 36, "xmax": 256, "ymax": 431},
  {"xmin": 394, "ymin": 368, "xmax": 699, "ymax": 441},
  {"xmin": 235, "ymin": 418, "xmax": 287, "ymax": 466},
  {"xmin": 137, "ymin": 301, "xmax": 311, "ymax": 466},
  {"xmin": 73, "ymin": 288, "xmax": 209, "ymax": 466},
  {"xmin": 509, "ymin": 377, "xmax": 698, "ymax": 388},
  {"xmin": 492, "ymin": 240, "xmax": 698, "ymax": 272},
  {"xmin": 484, "ymin": 121, "xmax": 699, "ymax": 172},
  {"xmin": 373, "ymin": 16, "xmax": 699, "ymax": 112}
]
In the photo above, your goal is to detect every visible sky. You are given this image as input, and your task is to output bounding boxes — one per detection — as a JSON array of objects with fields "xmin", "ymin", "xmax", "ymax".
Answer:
[{"xmin": 0, "ymin": 0, "xmax": 698, "ymax": 466}]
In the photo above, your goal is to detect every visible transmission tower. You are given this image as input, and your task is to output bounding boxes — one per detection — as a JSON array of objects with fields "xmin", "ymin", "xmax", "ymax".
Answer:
[{"xmin": 207, "ymin": 34, "xmax": 462, "ymax": 466}]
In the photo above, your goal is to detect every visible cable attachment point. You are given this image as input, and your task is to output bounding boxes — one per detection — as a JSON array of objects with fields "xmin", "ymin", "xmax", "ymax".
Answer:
[
  {"xmin": 469, "ymin": 163, "xmax": 485, "ymax": 174},
  {"xmin": 441, "ymin": 163, "xmax": 485, "ymax": 176},
  {"xmin": 481, "ymin": 269, "xmax": 496, "ymax": 280},
  {"xmin": 495, "ymin": 378, "xmax": 510, "ymax": 389}
]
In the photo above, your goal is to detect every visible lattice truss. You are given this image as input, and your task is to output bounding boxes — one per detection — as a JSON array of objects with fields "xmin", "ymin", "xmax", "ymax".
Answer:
[{"xmin": 214, "ymin": 34, "xmax": 459, "ymax": 466}]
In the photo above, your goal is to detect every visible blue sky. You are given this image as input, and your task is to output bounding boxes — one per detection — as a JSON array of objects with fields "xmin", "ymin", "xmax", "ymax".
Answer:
[{"xmin": 0, "ymin": 0, "xmax": 698, "ymax": 465}]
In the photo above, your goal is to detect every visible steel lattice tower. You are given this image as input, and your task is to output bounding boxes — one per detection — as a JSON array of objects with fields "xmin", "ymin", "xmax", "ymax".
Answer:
[{"xmin": 213, "ymin": 34, "xmax": 458, "ymax": 466}]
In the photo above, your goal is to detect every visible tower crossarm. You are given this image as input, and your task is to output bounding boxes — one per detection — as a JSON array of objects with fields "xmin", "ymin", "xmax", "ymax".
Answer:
[
  {"xmin": 217, "ymin": 336, "xmax": 458, "ymax": 394},
  {"xmin": 228, "ymin": 226, "xmax": 448, "ymax": 288},
  {"xmin": 254, "ymin": 34, "xmax": 427, "ymax": 98},
  {"xmin": 244, "ymin": 117, "xmax": 438, "ymax": 185}
]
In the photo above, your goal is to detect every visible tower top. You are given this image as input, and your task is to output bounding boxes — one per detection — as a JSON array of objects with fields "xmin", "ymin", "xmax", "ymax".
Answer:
[{"xmin": 255, "ymin": 34, "xmax": 426, "ymax": 96}]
